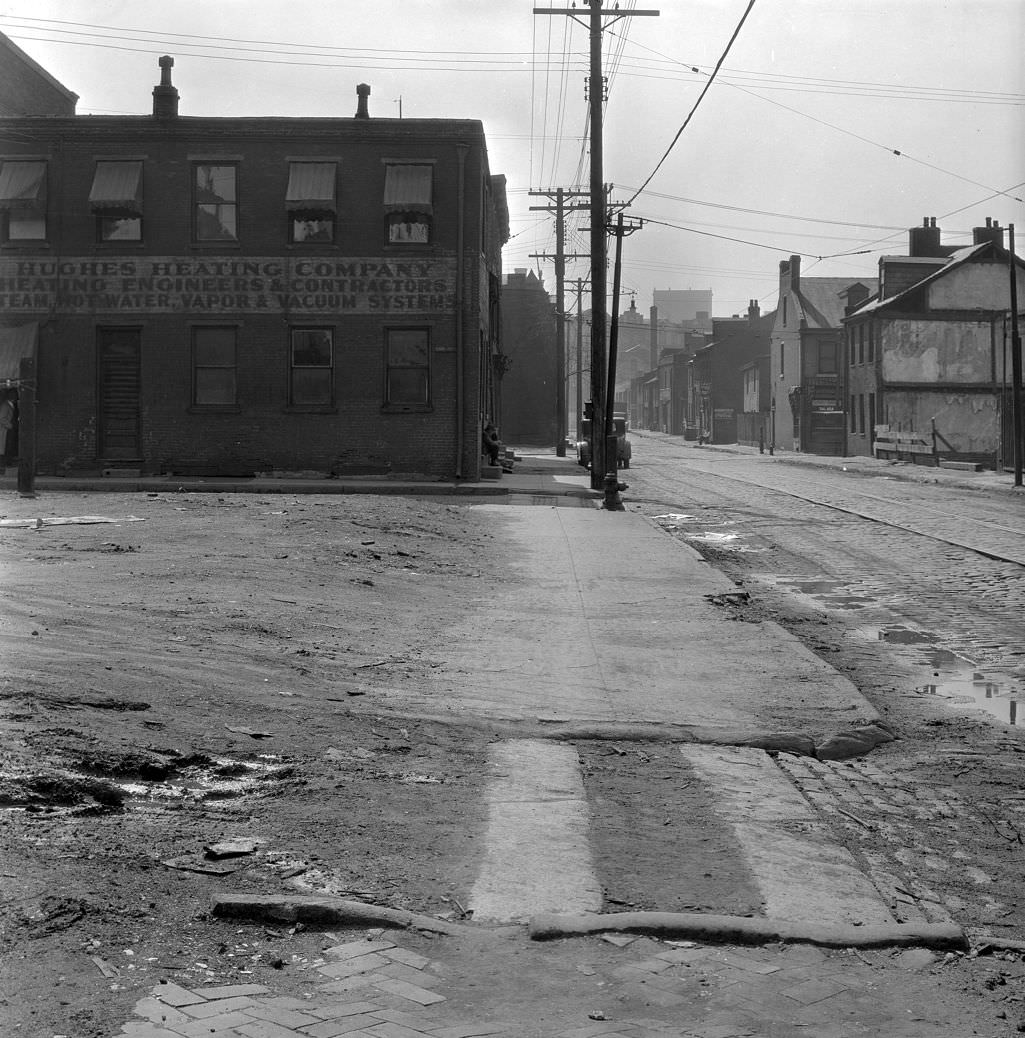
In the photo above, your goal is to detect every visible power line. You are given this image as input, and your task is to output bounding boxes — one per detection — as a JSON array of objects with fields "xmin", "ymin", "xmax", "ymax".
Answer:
[{"xmin": 622, "ymin": 0, "xmax": 757, "ymax": 208}]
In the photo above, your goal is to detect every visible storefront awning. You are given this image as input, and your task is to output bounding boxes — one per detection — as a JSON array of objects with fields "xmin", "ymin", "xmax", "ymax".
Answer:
[
  {"xmin": 88, "ymin": 160, "xmax": 143, "ymax": 215},
  {"xmin": 383, "ymin": 164, "xmax": 433, "ymax": 215},
  {"xmin": 285, "ymin": 162, "xmax": 336, "ymax": 214},
  {"xmin": 0, "ymin": 161, "xmax": 46, "ymax": 210},
  {"xmin": 0, "ymin": 323, "xmax": 38, "ymax": 382}
]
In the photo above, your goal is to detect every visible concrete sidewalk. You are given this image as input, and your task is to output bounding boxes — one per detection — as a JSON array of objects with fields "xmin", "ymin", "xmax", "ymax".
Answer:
[
  {"xmin": 11, "ymin": 450, "xmax": 1003, "ymax": 1036},
  {"xmin": 0, "ymin": 449, "xmax": 596, "ymax": 499}
]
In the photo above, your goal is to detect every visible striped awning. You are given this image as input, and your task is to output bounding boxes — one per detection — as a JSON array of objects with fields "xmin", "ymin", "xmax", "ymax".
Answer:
[
  {"xmin": 0, "ymin": 323, "xmax": 37, "ymax": 382},
  {"xmin": 0, "ymin": 161, "xmax": 46, "ymax": 210},
  {"xmin": 285, "ymin": 162, "xmax": 336, "ymax": 213},
  {"xmin": 383, "ymin": 164, "xmax": 432, "ymax": 215},
  {"xmin": 88, "ymin": 160, "xmax": 143, "ymax": 215}
]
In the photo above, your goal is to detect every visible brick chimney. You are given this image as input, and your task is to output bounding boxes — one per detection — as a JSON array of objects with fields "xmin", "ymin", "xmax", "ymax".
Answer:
[
  {"xmin": 908, "ymin": 217, "xmax": 944, "ymax": 257},
  {"xmin": 152, "ymin": 56, "xmax": 179, "ymax": 120},
  {"xmin": 747, "ymin": 299, "xmax": 760, "ymax": 322},
  {"xmin": 355, "ymin": 83, "xmax": 371, "ymax": 119},
  {"xmin": 972, "ymin": 217, "xmax": 1005, "ymax": 248},
  {"xmin": 781, "ymin": 255, "xmax": 801, "ymax": 292}
]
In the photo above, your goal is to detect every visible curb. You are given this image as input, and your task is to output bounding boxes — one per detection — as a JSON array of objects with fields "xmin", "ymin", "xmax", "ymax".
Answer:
[
  {"xmin": 527, "ymin": 910, "xmax": 969, "ymax": 951},
  {"xmin": 210, "ymin": 893, "xmax": 484, "ymax": 938}
]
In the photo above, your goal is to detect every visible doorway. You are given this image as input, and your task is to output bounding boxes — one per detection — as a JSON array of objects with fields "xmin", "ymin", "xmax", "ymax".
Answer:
[{"xmin": 97, "ymin": 328, "xmax": 142, "ymax": 461}]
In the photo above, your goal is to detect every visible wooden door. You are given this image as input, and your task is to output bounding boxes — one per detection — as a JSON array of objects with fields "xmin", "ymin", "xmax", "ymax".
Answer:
[{"xmin": 97, "ymin": 328, "xmax": 141, "ymax": 460}]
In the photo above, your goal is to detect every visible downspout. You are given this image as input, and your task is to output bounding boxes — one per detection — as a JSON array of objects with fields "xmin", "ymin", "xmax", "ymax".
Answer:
[{"xmin": 455, "ymin": 143, "xmax": 468, "ymax": 478}]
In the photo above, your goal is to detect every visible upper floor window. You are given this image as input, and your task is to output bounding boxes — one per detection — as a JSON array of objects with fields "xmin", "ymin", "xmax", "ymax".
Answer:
[
  {"xmin": 0, "ymin": 160, "xmax": 47, "ymax": 241},
  {"xmin": 383, "ymin": 164, "xmax": 432, "ymax": 244},
  {"xmin": 286, "ymin": 162, "xmax": 336, "ymax": 244},
  {"xmin": 192, "ymin": 326, "xmax": 237, "ymax": 408},
  {"xmin": 289, "ymin": 327, "xmax": 333, "ymax": 406},
  {"xmin": 194, "ymin": 164, "xmax": 237, "ymax": 241},
  {"xmin": 818, "ymin": 340, "xmax": 837, "ymax": 374},
  {"xmin": 385, "ymin": 327, "xmax": 430, "ymax": 405},
  {"xmin": 89, "ymin": 160, "xmax": 143, "ymax": 242}
]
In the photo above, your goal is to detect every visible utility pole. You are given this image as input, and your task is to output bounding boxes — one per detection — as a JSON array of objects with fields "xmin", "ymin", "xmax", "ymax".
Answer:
[
  {"xmin": 605, "ymin": 213, "xmax": 644, "ymax": 445},
  {"xmin": 1009, "ymin": 223, "xmax": 1022, "ymax": 487},
  {"xmin": 534, "ymin": 1, "xmax": 658, "ymax": 488},
  {"xmin": 530, "ymin": 189, "xmax": 589, "ymax": 455}
]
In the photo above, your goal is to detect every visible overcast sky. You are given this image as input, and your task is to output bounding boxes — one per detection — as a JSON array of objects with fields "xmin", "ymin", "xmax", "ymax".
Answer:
[{"xmin": 1, "ymin": 1, "xmax": 1022, "ymax": 317}]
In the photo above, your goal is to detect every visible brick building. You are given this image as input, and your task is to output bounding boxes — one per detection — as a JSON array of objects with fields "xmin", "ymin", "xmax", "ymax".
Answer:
[
  {"xmin": 0, "ymin": 30, "xmax": 78, "ymax": 117},
  {"xmin": 0, "ymin": 57, "xmax": 508, "ymax": 480},
  {"xmin": 499, "ymin": 268, "xmax": 557, "ymax": 446}
]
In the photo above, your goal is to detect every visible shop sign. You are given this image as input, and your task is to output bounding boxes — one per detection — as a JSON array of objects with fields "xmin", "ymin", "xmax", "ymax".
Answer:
[{"xmin": 0, "ymin": 256, "xmax": 457, "ymax": 314}]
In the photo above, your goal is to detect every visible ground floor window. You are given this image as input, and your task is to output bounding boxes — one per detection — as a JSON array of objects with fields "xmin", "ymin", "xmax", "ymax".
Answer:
[
  {"xmin": 385, "ymin": 327, "xmax": 430, "ymax": 405},
  {"xmin": 192, "ymin": 326, "xmax": 237, "ymax": 407},
  {"xmin": 289, "ymin": 327, "xmax": 333, "ymax": 406}
]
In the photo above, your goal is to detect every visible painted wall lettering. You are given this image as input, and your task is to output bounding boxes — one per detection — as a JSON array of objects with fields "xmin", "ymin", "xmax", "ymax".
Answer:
[{"xmin": 0, "ymin": 256, "xmax": 457, "ymax": 314}]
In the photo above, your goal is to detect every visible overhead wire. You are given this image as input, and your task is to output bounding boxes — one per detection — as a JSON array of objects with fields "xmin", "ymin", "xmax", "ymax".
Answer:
[
  {"xmin": 613, "ymin": 29, "xmax": 1024, "ymax": 207},
  {"xmin": 621, "ymin": 0, "xmax": 758, "ymax": 209}
]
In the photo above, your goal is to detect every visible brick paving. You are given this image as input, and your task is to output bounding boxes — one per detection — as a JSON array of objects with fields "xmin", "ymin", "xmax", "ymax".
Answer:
[{"xmin": 111, "ymin": 931, "xmax": 984, "ymax": 1038}]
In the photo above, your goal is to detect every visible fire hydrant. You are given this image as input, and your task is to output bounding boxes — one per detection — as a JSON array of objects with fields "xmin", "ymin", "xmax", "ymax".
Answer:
[{"xmin": 602, "ymin": 470, "xmax": 627, "ymax": 510}]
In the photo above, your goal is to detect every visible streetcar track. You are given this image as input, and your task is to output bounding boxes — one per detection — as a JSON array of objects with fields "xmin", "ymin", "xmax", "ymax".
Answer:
[{"xmin": 639, "ymin": 455, "xmax": 1025, "ymax": 567}]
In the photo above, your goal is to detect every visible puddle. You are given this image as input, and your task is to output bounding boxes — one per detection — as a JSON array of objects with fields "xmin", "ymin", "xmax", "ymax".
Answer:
[
  {"xmin": 652, "ymin": 514, "xmax": 764, "ymax": 553},
  {"xmin": 764, "ymin": 575, "xmax": 874, "ymax": 610},
  {"xmin": 856, "ymin": 625, "xmax": 1024, "ymax": 726},
  {"xmin": 0, "ymin": 754, "xmax": 289, "ymax": 813}
]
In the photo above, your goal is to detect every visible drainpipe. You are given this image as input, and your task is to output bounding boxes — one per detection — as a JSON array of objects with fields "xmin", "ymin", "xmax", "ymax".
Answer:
[{"xmin": 455, "ymin": 144, "xmax": 468, "ymax": 478}]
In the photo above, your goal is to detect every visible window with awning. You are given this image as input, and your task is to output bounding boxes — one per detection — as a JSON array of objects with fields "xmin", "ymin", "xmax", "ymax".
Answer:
[
  {"xmin": 383, "ymin": 164, "xmax": 432, "ymax": 214},
  {"xmin": 88, "ymin": 161, "xmax": 143, "ymax": 215},
  {"xmin": 0, "ymin": 161, "xmax": 46, "ymax": 209},
  {"xmin": 383, "ymin": 164, "xmax": 433, "ymax": 244},
  {"xmin": 285, "ymin": 162, "xmax": 336, "ymax": 214},
  {"xmin": 0, "ymin": 162, "xmax": 47, "ymax": 240}
]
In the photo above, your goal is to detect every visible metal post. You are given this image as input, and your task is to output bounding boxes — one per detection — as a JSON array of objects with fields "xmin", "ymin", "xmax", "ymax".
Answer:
[{"xmin": 16, "ymin": 354, "xmax": 35, "ymax": 498}]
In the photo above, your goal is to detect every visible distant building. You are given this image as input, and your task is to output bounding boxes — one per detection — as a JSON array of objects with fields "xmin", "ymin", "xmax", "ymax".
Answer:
[
  {"xmin": 653, "ymin": 288, "xmax": 713, "ymax": 326},
  {"xmin": 0, "ymin": 31, "xmax": 78, "ymax": 116},
  {"xmin": 688, "ymin": 301, "xmax": 775, "ymax": 445},
  {"xmin": 0, "ymin": 58, "xmax": 509, "ymax": 480},
  {"xmin": 845, "ymin": 218, "xmax": 1025, "ymax": 467},
  {"xmin": 771, "ymin": 257, "xmax": 876, "ymax": 455},
  {"xmin": 500, "ymin": 268, "xmax": 557, "ymax": 446}
]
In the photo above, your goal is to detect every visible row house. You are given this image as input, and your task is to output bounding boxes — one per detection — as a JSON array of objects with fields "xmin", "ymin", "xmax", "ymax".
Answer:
[
  {"xmin": 845, "ymin": 218, "xmax": 1025, "ymax": 466},
  {"xmin": 686, "ymin": 301, "xmax": 775, "ymax": 445},
  {"xmin": 771, "ymin": 257, "xmax": 876, "ymax": 455},
  {"xmin": 0, "ymin": 54, "xmax": 508, "ymax": 481}
]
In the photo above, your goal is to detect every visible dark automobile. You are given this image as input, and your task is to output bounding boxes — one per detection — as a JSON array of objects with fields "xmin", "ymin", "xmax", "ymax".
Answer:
[{"xmin": 576, "ymin": 415, "xmax": 631, "ymax": 469}]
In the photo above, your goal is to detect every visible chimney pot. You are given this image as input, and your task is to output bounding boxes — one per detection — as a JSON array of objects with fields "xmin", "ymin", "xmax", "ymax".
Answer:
[{"xmin": 355, "ymin": 83, "xmax": 371, "ymax": 119}]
